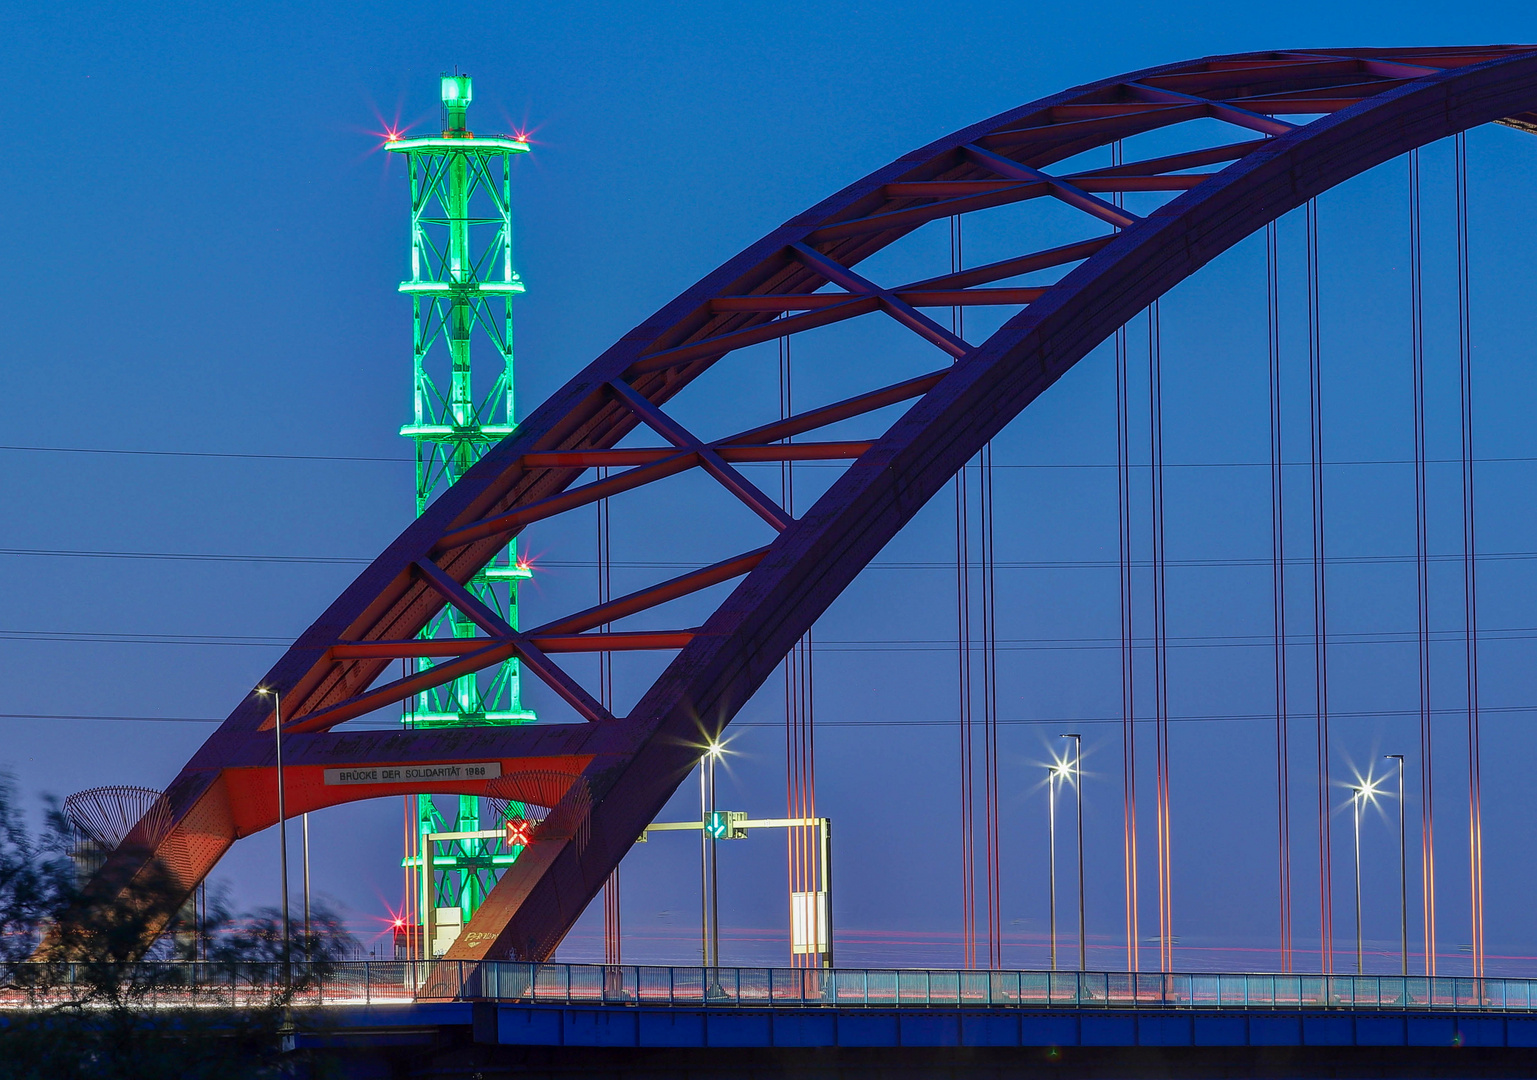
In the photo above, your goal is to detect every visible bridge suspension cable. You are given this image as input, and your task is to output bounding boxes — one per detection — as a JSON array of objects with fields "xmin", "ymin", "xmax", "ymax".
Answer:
[
  {"xmin": 1267, "ymin": 219, "xmax": 1293, "ymax": 975},
  {"xmin": 1306, "ymin": 198, "xmax": 1334, "ymax": 976},
  {"xmin": 1455, "ymin": 131, "xmax": 1486, "ymax": 982},
  {"xmin": 1149, "ymin": 300, "xmax": 1173, "ymax": 974},
  {"xmin": 781, "ymin": 327, "xmax": 823, "ymax": 970},
  {"xmin": 1409, "ymin": 146, "xmax": 1437, "ymax": 978},
  {"xmin": 1113, "ymin": 138, "xmax": 1140, "ymax": 978},
  {"xmin": 599, "ymin": 470, "xmax": 620, "ymax": 965}
]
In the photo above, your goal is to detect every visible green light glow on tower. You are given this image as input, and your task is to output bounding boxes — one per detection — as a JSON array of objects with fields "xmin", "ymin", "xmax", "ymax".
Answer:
[{"xmin": 387, "ymin": 74, "xmax": 532, "ymax": 948}]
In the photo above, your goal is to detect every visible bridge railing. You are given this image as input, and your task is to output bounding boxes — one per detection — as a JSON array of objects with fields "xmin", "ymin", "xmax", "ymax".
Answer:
[
  {"xmin": 472, "ymin": 965, "xmax": 1537, "ymax": 1012},
  {"xmin": 4, "ymin": 962, "xmax": 1537, "ymax": 1011}
]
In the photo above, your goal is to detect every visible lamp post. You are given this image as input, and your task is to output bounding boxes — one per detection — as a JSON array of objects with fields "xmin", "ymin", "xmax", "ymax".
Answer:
[
  {"xmin": 708, "ymin": 741, "xmax": 721, "ymax": 968},
  {"xmin": 1062, "ymin": 734, "xmax": 1085, "ymax": 971},
  {"xmin": 255, "ymin": 687, "xmax": 290, "ymax": 983},
  {"xmin": 1047, "ymin": 758, "xmax": 1070, "ymax": 971},
  {"xmin": 699, "ymin": 755, "xmax": 709, "ymax": 966},
  {"xmin": 1349, "ymin": 775, "xmax": 1386, "ymax": 976},
  {"xmin": 302, "ymin": 813, "xmax": 311, "ymax": 956},
  {"xmin": 1351, "ymin": 783, "xmax": 1365, "ymax": 974},
  {"xmin": 1385, "ymin": 755, "xmax": 1407, "ymax": 976}
]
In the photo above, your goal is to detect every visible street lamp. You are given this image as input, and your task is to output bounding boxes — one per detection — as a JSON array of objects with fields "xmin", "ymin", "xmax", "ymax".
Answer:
[
  {"xmin": 699, "ymin": 740, "xmax": 724, "ymax": 968},
  {"xmin": 302, "ymin": 813, "xmax": 311, "ymax": 956},
  {"xmin": 1384, "ymin": 756, "xmax": 1407, "ymax": 976},
  {"xmin": 1350, "ymin": 783, "xmax": 1365, "ymax": 974},
  {"xmin": 1047, "ymin": 755, "xmax": 1071, "ymax": 971},
  {"xmin": 254, "ymin": 686, "xmax": 290, "ymax": 981},
  {"xmin": 708, "ymin": 740, "xmax": 722, "ymax": 968},
  {"xmin": 1349, "ymin": 775, "xmax": 1386, "ymax": 975},
  {"xmin": 699, "ymin": 752, "xmax": 708, "ymax": 966},
  {"xmin": 1061, "ymin": 734, "xmax": 1085, "ymax": 971}
]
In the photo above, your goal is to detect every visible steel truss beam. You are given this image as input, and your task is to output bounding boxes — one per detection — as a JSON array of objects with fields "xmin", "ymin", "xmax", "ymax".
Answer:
[{"xmin": 68, "ymin": 47, "xmax": 1537, "ymax": 972}]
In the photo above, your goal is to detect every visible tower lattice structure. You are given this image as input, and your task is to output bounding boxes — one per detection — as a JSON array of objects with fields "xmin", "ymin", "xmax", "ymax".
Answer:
[{"xmin": 386, "ymin": 74, "xmax": 532, "ymax": 953}]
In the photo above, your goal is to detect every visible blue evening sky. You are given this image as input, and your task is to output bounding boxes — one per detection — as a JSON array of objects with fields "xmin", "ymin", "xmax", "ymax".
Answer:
[{"xmin": 1, "ymin": 0, "xmax": 1534, "ymax": 969}]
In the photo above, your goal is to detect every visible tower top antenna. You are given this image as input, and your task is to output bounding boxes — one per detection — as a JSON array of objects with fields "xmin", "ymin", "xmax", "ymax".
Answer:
[{"xmin": 441, "ymin": 73, "xmax": 472, "ymax": 134}]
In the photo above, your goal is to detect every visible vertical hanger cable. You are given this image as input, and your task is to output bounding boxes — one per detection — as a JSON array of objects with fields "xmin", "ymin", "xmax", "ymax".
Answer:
[
  {"xmin": 1149, "ymin": 300, "xmax": 1172, "ymax": 972},
  {"xmin": 1268, "ymin": 219, "xmax": 1292, "ymax": 973},
  {"xmin": 1409, "ymin": 148, "xmax": 1437, "ymax": 976},
  {"xmin": 1455, "ymin": 132, "xmax": 1484, "ymax": 980},
  {"xmin": 952, "ymin": 214, "xmax": 977, "ymax": 970},
  {"xmin": 1306, "ymin": 198, "xmax": 1333, "ymax": 975},
  {"xmin": 599, "ymin": 468, "xmax": 620, "ymax": 965}
]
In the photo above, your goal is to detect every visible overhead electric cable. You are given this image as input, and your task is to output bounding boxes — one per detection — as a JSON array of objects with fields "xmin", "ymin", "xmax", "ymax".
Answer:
[{"xmin": 13, "ymin": 700, "xmax": 1537, "ymax": 729}]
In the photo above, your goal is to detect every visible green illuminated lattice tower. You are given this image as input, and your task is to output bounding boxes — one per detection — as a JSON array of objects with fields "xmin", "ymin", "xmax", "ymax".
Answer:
[{"xmin": 386, "ymin": 74, "xmax": 532, "ymax": 949}]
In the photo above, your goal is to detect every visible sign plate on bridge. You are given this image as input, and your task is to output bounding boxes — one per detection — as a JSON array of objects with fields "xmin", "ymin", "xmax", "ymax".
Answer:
[{"xmin": 323, "ymin": 762, "xmax": 502, "ymax": 785}]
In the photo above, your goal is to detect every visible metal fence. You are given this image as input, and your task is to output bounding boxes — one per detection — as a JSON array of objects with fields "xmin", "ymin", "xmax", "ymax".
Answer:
[
  {"xmin": 9, "ymin": 962, "xmax": 1537, "ymax": 1012},
  {"xmin": 471, "ymin": 965, "xmax": 1537, "ymax": 1012}
]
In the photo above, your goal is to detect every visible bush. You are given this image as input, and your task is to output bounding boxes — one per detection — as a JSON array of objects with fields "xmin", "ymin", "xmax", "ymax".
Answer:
[{"xmin": 0, "ymin": 774, "xmax": 358, "ymax": 1079}]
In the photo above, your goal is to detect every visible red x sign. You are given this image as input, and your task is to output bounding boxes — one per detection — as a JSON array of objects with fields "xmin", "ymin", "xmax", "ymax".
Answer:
[{"xmin": 504, "ymin": 818, "xmax": 535, "ymax": 848}]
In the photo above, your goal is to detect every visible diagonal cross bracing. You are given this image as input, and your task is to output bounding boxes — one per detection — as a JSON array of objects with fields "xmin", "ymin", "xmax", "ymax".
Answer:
[
  {"xmin": 710, "ymin": 288, "xmax": 1045, "ymax": 312},
  {"xmin": 607, "ymin": 379, "xmax": 794, "ymax": 531},
  {"xmin": 532, "ymin": 547, "xmax": 770, "ymax": 637},
  {"xmin": 1071, "ymin": 139, "xmax": 1266, "ymax": 178},
  {"xmin": 437, "ymin": 451, "xmax": 698, "ymax": 551},
  {"xmin": 519, "ymin": 442, "xmax": 871, "ymax": 468},
  {"xmin": 630, "ymin": 295, "xmax": 883, "ymax": 374},
  {"xmin": 789, "ymin": 243, "xmax": 970, "ymax": 358},
  {"xmin": 962, "ymin": 144, "xmax": 1140, "ymax": 229},
  {"xmin": 505, "ymin": 636, "xmax": 615, "ymax": 723},
  {"xmin": 1123, "ymin": 82, "xmax": 1298, "ymax": 137},
  {"xmin": 807, "ymin": 182, "xmax": 1050, "ymax": 242},
  {"xmin": 329, "ymin": 631, "xmax": 697, "ymax": 658},
  {"xmin": 978, "ymin": 103, "xmax": 1207, "ymax": 150},
  {"xmin": 412, "ymin": 559, "xmax": 615, "ymax": 724},
  {"xmin": 287, "ymin": 641, "xmax": 521, "ymax": 734},
  {"xmin": 413, "ymin": 558, "xmax": 519, "ymax": 638},
  {"xmin": 724, "ymin": 371, "xmax": 948, "ymax": 445}
]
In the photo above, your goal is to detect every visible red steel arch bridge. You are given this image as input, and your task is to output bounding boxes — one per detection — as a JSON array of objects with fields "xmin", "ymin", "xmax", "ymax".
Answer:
[{"xmin": 66, "ymin": 45, "xmax": 1537, "ymax": 980}]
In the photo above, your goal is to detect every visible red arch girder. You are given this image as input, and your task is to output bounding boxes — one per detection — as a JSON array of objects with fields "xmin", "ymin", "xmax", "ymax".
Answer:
[{"xmin": 72, "ymin": 46, "xmax": 1537, "ymax": 962}]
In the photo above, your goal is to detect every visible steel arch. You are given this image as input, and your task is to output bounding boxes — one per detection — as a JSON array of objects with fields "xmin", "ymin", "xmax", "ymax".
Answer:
[{"xmin": 70, "ymin": 46, "xmax": 1537, "ymax": 963}]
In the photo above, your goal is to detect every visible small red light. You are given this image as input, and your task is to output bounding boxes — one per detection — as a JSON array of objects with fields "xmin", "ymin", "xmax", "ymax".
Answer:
[{"xmin": 505, "ymin": 818, "xmax": 535, "ymax": 847}]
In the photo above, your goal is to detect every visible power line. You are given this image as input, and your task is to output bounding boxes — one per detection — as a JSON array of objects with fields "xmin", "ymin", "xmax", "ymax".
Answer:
[
  {"xmin": 7, "ymin": 441, "xmax": 1537, "ymax": 470},
  {"xmin": 0, "ymin": 547, "xmax": 369, "ymax": 565},
  {"xmin": 0, "ymin": 630, "xmax": 290, "ymax": 646},
  {"xmin": 8, "ymin": 546, "xmax": 1537, "ymax": 571},
  {"xmin": 0, "ymin": 444, "xmax": 407, "ymax": 464},
  {"xmin": 7, "ymin": 624, "xmax": 1537, "ymax": 651},
  {"xmin": 4, "ymin": 702, "xmax": 1534, "ymax": 728}
]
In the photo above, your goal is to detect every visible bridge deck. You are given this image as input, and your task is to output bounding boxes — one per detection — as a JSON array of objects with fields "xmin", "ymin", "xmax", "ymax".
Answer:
[
  {"xmin": 16, "ymin": 963, "xmax": 1537, "ymax": 1074},
  {"xmin": 294, "ymin": 997, "xmax": 1537, "ymax": 1077},
  {"xmin": 23, "ymin": 960, "xmax": 1537, "ymax": 1012},
  {"xmin": 334, "ymin": 998, "xmax": 1534, "ymax": 1049}
]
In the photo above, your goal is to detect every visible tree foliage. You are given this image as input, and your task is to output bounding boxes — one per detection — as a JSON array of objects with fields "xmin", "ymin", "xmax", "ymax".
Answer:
[{"xmin": 0, "ymin": 774, "xmax": 358, "ymax": 1079}]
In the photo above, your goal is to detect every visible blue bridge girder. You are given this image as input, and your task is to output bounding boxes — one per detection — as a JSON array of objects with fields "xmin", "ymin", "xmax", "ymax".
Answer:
[{"xmin": 295, "ymin": 995, "xmax": 1537, "ymax": 1077}]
